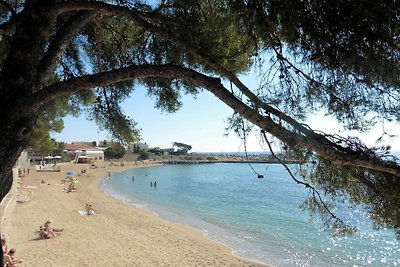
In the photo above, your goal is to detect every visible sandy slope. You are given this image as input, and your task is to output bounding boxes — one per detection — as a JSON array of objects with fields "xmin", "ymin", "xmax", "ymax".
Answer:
[{"xmin": 0, "ymin": 161, "xmax": 266, "ymax": 267}]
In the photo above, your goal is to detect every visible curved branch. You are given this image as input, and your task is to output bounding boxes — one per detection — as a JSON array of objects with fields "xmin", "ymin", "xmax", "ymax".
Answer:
[
  {"xmin": 16, "ymin": 2, "xmax": 400, "ymax": 177},
  {"xmin": 24, "ymin": 63, "xmax": 400, "ymax": 177},
  {"xmin": 37, "ymin": 10, "xmax": 98, "ymax": 88},
  {"xmin": 49, "ymin": 1, "xmax": 317, "ymax": 137},
  {"xmin": 23, "ymin": 1, "xmax": 400, "ymax": 176}
]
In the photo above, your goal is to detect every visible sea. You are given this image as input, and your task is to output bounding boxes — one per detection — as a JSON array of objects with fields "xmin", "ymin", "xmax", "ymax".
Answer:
[{"xmin": 100, "ymin": 162, "xmax": 400, "ymax": 267}]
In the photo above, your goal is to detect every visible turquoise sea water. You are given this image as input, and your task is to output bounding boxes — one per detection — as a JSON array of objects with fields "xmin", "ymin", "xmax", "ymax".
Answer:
[{"xmin": 100, "ymin": 163, "xmax": 400, "ymax": 267}]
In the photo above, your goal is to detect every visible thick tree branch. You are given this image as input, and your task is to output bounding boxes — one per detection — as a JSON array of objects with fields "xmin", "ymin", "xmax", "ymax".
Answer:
[
  {"xmin": 25, "ymin": 63, "xmax": 400, "ymax": 177},
  {"xmin": 19, "ymin": 1, "xmax": 399, "ymax": 178},
  {"xmin": 0, "ymin": 1, "xmax": 58, "ymax": 101},
  {"xmin": 49, "ymin": 1, "xmax": 316, "ymax": 136},
  {"xmin": 0, "ymin": 0, "xmax": 16, "ymax": 17},
  {"xmin": 37, "ymin": 10, "xmax": 97, "ymax": 88}
]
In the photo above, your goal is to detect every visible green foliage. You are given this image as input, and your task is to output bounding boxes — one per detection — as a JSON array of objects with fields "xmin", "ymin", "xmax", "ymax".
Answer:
[
  {"xmin": 3, "ymin": 0, "xmax": 400, "ymax": 237},
  {"xmin": 172, "ymin": 142, "xmax": 192, "ymax": 155},
  {"xmin": 138, "ymin": 149, "xmax": 150, "ymax": 160},
  {"xmin": 224, "ymin": 0, "xmax": 400, "ymax": 130},
  {"xmin": 165, "ymin": 0, "xmax": 256, "ymax": 74},
  {"xmin": 28, "ymin": 96, "xmax": 69, "ymax": 155},
  {"xmin": 283, "ymin": 146, "xmax": 400, "ymax": 236},
  {"xmin": 104, "ymin": 143, "xmax": 126, "ymax": 159}
]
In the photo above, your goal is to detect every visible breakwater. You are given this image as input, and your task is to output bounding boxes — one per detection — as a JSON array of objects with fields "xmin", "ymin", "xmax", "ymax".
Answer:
[{"xmin": 162, "ymin": 159, "xmax": 299, "ymax": 165}]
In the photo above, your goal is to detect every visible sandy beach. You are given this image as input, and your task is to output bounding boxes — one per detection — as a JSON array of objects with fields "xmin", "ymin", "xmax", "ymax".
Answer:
[{"xmin": 0, "ymin": 161, "xmax": 266, "ymax": 267}]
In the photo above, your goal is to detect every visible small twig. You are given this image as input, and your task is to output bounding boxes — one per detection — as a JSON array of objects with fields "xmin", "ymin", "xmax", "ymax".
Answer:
[
  {"xmin": 261, "ymin": 129, "xmax": 344, "ymax": 226},
  {"xmin": 240, "ymin": 117, "xmax": 261, "ymax": 177}
]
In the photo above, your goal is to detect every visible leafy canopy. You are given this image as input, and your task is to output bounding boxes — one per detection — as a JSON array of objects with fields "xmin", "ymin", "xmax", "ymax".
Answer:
[{"xmin": 0, "ymin": 0, "xmax": 400, "ymax": 236}]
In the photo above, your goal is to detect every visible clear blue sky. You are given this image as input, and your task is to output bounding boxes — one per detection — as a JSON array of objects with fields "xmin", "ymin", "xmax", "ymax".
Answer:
[
  {"xmin": 52, "ymin": 86, "xmax": 269, "ymax": 152},
  {"xmin": 51, "ymin": 78, "xmax": 400, "ymax": 153}
]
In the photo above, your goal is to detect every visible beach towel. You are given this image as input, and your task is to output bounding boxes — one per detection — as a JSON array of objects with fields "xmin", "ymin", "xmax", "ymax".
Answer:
[
  {"xmin": 78, "ymin": 210, "xmax": 95, "ymax": 215},
  {"xmin": 24, "ymin": 185, "xmax": 37, "ymax": 189},
  {"xmin": 16, "ymin": 190, "xmax": 33, "ymax": 203}
]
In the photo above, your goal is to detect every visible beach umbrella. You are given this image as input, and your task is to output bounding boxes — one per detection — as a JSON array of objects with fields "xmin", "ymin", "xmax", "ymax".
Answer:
[{"xmin": 67, "ymin": 171, "xmax": 76, "ymax": 175}]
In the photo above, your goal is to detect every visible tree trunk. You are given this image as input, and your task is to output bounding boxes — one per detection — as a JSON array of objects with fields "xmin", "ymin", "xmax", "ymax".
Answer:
[
  {"xmin": 0, "ymin": 109, "xmax": 37, "ymax": 201},
  {"xmin": 0, "ymin": 0, "xmax": 56, "ymax": 201},
  {"xmin": 0, "ymin": 102, "xmax": 37, "ymax": 267}
]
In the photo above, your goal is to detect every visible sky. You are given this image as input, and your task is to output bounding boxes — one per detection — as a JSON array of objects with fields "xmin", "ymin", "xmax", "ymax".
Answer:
[
  {"xmin": 52, "ymin": 87, "xmax": 266, "ymax": 153},
  {"xmin": 51, "ymin": 81, "xmax": 400, "ymax": 153}
]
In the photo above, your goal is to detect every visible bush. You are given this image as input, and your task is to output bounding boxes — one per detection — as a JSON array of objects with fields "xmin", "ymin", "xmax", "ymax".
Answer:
[
  {"xmin": 104, "ymin": 144, "xmax": 126, "ymax": 159},
  {"xmin": 139, "ymin": 150, "xmax": 150, "ymax": 160}
]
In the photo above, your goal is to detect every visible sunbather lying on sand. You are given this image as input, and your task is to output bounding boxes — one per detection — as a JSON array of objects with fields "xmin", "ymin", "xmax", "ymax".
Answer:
[
  {"xmin": 44, "ymin": 219, "xmax": 64, "ymax": 233},
  {"xmin": 63, "ymin": 183, "xmax": 76, "ymax": 193},
  {"xmin": 37, "ymin": 226, "xmax": 55, "ymax": 239}
]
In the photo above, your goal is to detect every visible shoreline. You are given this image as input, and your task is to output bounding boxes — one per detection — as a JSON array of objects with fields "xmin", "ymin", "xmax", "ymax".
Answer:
[
  {"xmin": 99, "ymin": 167, "xmax": 269, "ymax": 266},
  {"xmin": 0, "ymin": 161, "xmax": 267, "ymax": 266}
]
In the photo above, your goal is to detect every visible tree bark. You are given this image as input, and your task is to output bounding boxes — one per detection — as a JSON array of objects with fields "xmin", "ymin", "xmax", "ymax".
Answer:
[
  {"xmin": 0, "ymin": 115, "xmax": 37, "ymax": 200},
  {"xmin": 0, "ymin": 0, "xmax": 57, "ymax": 201}
]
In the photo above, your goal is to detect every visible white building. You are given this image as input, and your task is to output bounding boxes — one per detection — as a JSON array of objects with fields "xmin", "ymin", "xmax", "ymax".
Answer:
[
  {"xmin": 130, "ymin": 142, "xmax": 149, "ymax": 153},
  {"xmin": 64, "ymin": 143, "xmax": 104, "ymax": 163}
]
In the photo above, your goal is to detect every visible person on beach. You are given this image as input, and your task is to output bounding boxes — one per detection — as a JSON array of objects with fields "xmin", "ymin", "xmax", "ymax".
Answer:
[
  {"xmin": 44, "ymin": 219, "xmax": 64, "ymax": 233},
  {"xmin": 64, "ymin": 183, "xmax": 75, "ymax": 193},
  {"xmin": 3, "ymin": 248, "xmax": 22, "ymax": 266},
  {"xmin": 38, "ymin": 226, "xmax": 55, "ymax": 239},
  {"xmin": 2, "ymin": 238, "xmax": 8, "ymax": 254},
  {"xmin": 85, "ymin": 203, "xmax": 96, "ymax": 215}
]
